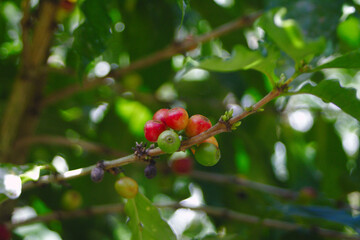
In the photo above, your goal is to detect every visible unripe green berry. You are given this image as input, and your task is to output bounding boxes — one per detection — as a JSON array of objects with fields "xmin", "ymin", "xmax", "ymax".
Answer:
[
  {"xmin": 61, "ymin": 190, "xmax": 83, "ymax": 210},
  {"xmin": 114, "ymin": 176, "xmax": 138, "ymax": 199},
  {"xmin": 157, "ymin": 130, "xmax": 181, "ymax": 153},
  {"xmin": 195, "ymin": 142, "xmax": 221, "ymax": 166}
]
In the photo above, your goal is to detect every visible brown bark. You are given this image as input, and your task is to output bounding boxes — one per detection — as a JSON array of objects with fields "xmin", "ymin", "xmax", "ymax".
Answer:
[{"xmin": 0, "ymin": 0, "xmax": 58, "ymax": 164}]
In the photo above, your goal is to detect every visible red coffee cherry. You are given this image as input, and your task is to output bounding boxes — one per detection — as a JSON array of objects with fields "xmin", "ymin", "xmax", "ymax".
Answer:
[
  {"xmin": 114, "ymin": 177, "xmax": 139, "ymax": 199},
  {"xmin": 153, "ymin": 109, "xmax": 169, "ymax": 124},
  {"xmin": 171, "ymin": 157, "xmax": 193, "ymax": 175},
  {"xmin": 144, "ymin": 120, "xmax": 167, "ymax": 142},
  {"xmin": 185, "ymin": 115, "xmax": 212, "ymax": 137},
  {"xmin": 165, "ymin": 107, "xmax": 189, "ymax": 131}
]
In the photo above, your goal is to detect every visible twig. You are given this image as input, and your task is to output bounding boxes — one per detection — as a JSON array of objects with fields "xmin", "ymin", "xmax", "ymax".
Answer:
[
  {"xmin": 23, "ymin": 154, "xmax": 137, "ymax": 190},
  {"xmin": 190, "ymin": 170, "xmax": 298, "ymax": 199},
  {"xmin": 20, "ymin": 0, "xmax": 31, "ymax": 63},
  {"xmin": 23, "ymin": 75, "xmax": 294, "ymax": 190},
  {"xmin": 41, "ymin": 12, "xmax": 262, "ymax": 107},
  {"xmin": 190, "ymin": 170, "xmax": 360, "ymax": 212},
  {"xmin": 14, "ymin": 135, "xmax": 126, "ymax": 157},
  {"xmin": 5, "ymin": 202, "xmax": 360, "ymax": 239}
]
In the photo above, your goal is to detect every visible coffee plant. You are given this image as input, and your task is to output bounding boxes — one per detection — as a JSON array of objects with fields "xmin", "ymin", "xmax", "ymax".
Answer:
[{"xmin": 0, "ymin": 0, "xmax": 360, "ymax": 239}]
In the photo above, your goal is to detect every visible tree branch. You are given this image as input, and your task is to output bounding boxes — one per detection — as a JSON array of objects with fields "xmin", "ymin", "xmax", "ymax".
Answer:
[
  {"xmin": 23, "ymin": 78, "xmax": 292, "ymax": 190},
  {"xmin": 41, "ymin": 11, "xmax": 262, "ymax": 107},
  {"xmin": 20, "ymin": 0, "xmax": 31, "ymax": 63},
  {"xmin": 5, "ymin": 202, "xmax": 360, "ymax": 239},
  {"xmin": 0, "ymin": 0, "xmax": 59, "ymax": 164},
  {"xmin": 23, "ymin": 154, "xmax": 138, "ymax": 190},
  {"xmin": 190, "ymin": 170, "xmax": 360, "ymax": 212},
  {"xmin": 14, "ymin": 135, "xmax": 126, "ymax": 157},
  {"xmin": 6, "ymin": 203, "xmax": 125, "ymax": 230},
  {"xmin": 190, "ymin": 170, "xmax": 298, "ymax": 199}
]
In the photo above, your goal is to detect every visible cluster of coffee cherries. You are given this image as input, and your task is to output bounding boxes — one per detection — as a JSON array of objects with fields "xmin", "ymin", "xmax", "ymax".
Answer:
[{"xmin": 144, "ymin": 107, "xmax": 221, "ymax": 168}]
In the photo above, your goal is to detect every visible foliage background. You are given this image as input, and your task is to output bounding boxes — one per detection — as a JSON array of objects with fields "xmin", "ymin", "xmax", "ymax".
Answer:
[{"xmin": 1, "ymin": 0, "xmax": 360, "ymax": 239}]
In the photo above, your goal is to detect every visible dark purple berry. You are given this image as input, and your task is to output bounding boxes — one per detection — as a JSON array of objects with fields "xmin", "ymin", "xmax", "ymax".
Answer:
[
  {"xmin": 91, "ymin": 166, "xmax": 104, "ymax": 182},
  {"xmin": 144, "ymin": 162, "xmax": 157, "ymax": 179}
]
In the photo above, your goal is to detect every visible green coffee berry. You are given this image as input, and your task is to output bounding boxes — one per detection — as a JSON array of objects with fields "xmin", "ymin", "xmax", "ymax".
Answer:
[
  {"xmin": 157, "ymin": 130, "xmax": 181, "ymax": 153},
  {"xmin": 195, "ymin": 142, "xmax": 221, "ymax": 166}
]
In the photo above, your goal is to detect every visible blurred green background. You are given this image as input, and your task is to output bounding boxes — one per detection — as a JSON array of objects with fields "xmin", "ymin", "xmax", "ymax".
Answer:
[{"xmin": 1, "ymin": 0, "xmax": 360, "ymax": 239}]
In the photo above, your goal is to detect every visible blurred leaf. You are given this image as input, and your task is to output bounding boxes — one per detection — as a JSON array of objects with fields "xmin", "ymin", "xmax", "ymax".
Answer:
[
  {"xmin": 60, "ymin": 107, "xmax": 83, "ymax": 122},
  {"xmin": 0, "ymin": 172, "xmax": 21, "ymax": 199},
  {"xmin": 182, "ymin": 219, "xmax": 203, "ymax": 237},
  {"xmin": 73, "ymin": 0, "xmax": 112, "ymax": 73},
  {"xmin": 312, "ymin": 50, "xmax": 360, "ymax": 71},
  {"xmin": 257, "ymin": 8, "xmax": 325, "ymax": 63},
  {"xmin": 280, "ymin": 204, "xmax": 360, "ymax": 232},
  {"xmin": 202, "ymin": 234, "xmax": 240, "ymax": 240},
  {"xmin": 20, "ymin": 165, "xmax": 43, "ymax": 182},
  {"xmin": 125, "ymin": 193, "xmax": 176, "ymax": 240},
  {"xmin": 234, "ymin": 140, "xmax": 250, "ymax": 174},
  {"xmin": 281, "ymin": 230, "xmax": 324, "ymax": 240},
  {"xmin": 115, "ymin": 98, "xmax": 152, "ymax": 137},
  {"xmin": 196, "ymin": 44, "xmax": 280, "ymax": 82},
  {"xmin": 311, "ymin": 116, "xmax": 348, "ymax": 197},
  {"xmin": 0, "ymin": 194, "xmax": 7, "ymax": 204},
  {"xmin": 32, "ymin": 198, "xmax": 52, "ymax": 215},
  {"xmin": 14, "ymin": 222, "xmax": 62, "ymax": 239},
  {"xmin": 337, "ymin": 16, "xmax": 360, "ymax": 49},
  {"xmin": 293, "ymin": 79, "xmax": 360, "ymax": 121},
  {"xmin": 281, "ymin": 131, "xmax": 317, "ymax": 189},
  {"xmin": 0, "ymin": 164, "xmax": 44, "ymax": 200},
  {"xmin": 177, "ymin": 0, "xmax": 189, "ymax": 28}
]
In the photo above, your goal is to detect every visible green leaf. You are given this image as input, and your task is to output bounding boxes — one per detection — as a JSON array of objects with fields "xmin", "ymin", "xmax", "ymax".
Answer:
[
  {"xmin": 294, "ymin": 79, "xmax": 360, "ymax": 121},
  {"xmin": 0, "ymin": 164, "xmax": 45, "ymax": 201},
  {"xmin": 197, "ymin": 44, "xmax": 279, "ymax": 82},
  {"xmin": 337, "ymin": 16, "xmax": 360, "ymax": 49},
  {"xmin": 20, "ymin": 165, "xmax": 43, "ymax": 183},
  {"xmin": 73, "ymin": 0, "xmax": 112, "ymax": 73},
  {"xmin": 312, "ymin": 117, "xmax": 349, "ymax": 198},
  {"xmin": 312, "ymin": 50, "xmax": 360, "ymax": 71},
  {"xmin": 125, "ymin": 193, "xmax": 176, "ymax": 240},
  {"xmin": 257, "ymin": 8, "xmax": 325, "ymax": 63},
  {"xmin": 115, "ymin": 98, "xmax": 153, "ymax": 137},
  {"xmin": 0, "ymin": 163, "xmax": 44, "ymax": 183},
  {"xmin": 0, "ymin": 194, "xmax": 7, "ymax": 204},
  {"xmin": 202, "ymin": 234, "xmax": 240, "ymax": 240},
  {"xmin": 177, "ymin": 0, "xmax": 189, "ymax": 28}
]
